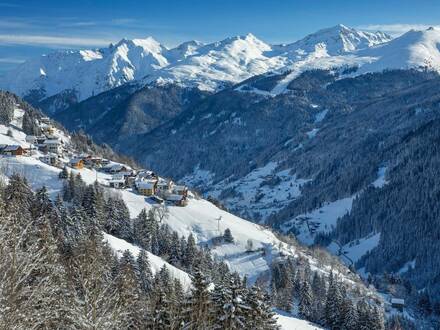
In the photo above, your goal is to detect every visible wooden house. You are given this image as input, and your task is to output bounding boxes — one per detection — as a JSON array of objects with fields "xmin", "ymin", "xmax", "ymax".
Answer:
[
  {"xmin": 166, "ymin": 194, "xmax": 188, "ymax": 207},
  {"xmin": 69, "ymin": 158, "xmax": 84, "ymax": 169},
  {"xmin": 156, "ymin": 179, "xmax": 174, "ymax": 196},
  {"xmin": 173, "ymin": 185, "xmax": 188, "ymax": 197},
  {"xmin": 105, "ymin": 163, "xmax": 130, "ymax": 174},
  {"xmin": 2, "ymin": 145, "xmax": 26, "ymax": 156},
  {"xmin": 136, "ymin": 180, "xmax": 157, "ymax": 196}
]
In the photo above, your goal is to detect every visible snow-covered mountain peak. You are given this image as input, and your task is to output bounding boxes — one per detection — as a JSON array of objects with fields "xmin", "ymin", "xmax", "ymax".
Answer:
[
  {"xmin": 166, "ymin": 40, "xmax": 204, "ymax": 62},
  {"xmin": 356, "ymin": 26, "xmax": 440, "ymax": 73},
  {"xmin": 284, "ymin": 24, "xmax": 392, "ymax": 56}
]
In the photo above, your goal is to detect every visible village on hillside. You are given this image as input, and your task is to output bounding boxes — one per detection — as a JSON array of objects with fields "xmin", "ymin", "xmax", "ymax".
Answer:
[{"xmin": 0, "ymin": 113, "xmax": 189, "ymax": 207}]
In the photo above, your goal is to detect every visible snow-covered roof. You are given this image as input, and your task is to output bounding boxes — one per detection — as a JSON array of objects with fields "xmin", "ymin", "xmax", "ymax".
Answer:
[
  {"xmin": 174, "ymin": 185, "xmax": 187, "ymax": 191},
  {"xmin": 137, "ymin": 181, "xmax": 156, "ymax": 189},
  {"xmin": 3, "ymin": 145, "xmax": 23, "ymax": 151},
  {"xmin": 166, "ymin": 194, "xmax": 185, "ymax": 201},
  {"xmin": 157, "ymin": 179, "xmax": 171, "ymax": 186}
]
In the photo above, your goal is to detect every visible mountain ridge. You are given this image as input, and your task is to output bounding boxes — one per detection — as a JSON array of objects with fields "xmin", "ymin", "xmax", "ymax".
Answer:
[{"xmin": 0, "ymin": 24, "xmax": 393, "ymax": 111}]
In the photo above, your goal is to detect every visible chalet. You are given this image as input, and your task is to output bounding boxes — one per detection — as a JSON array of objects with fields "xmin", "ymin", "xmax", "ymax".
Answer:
[
  {"xmin": 69, "ymin": 158, "xmax": 84, "ymax": 169},
  {"xmin": 157, "ymin": 179, "xmax": 174, "ymax": 196},
  {"xmin": 166, "ymin": 194, "xmax": 188, "ymax": 207},
  {"xmin": 85, "ymin": 157, "xmax": 103, "ymax": 168},
  {"xmin": 391, "ymin": 298, "xmax": 404, "ymax": 312},
  {"xmin": 126, "ymin": 175, "xmax": 137, "ymax": 187},
  {"xmin": 39, "ymin": 153, "xmax": 59, "ymax": 166},
  {"xmin": 137, "ymin": 170, "xmax": 157, "ymax": 180},
  {"xmin": 1, "ymin": 145, "xmax": 26, "ymax": 156},
  {"xmin": 108, "ymin": 178, "xmax": 125, "ymax": 189},
  {"xmin": 173, "ymin": 185, "xmax": 188, "ymax": 197},
  {"xmin": 136, "ymin": 180, "xmax": 157, "ymax": 196},
  {"xmin": 43, "ymin": 139, "xmax": 62, "ymax": 154},
  {"xmin": 104, "ymin": 163, "xmax": 131, "ymax": 174}
]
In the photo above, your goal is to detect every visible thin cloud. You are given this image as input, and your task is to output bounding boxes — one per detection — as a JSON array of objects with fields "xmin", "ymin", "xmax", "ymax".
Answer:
[
  {"xmin": 60, "ymin": 21, "xmax": 98, "ymax": 28},
  {"xmin": 0, "ymin": 34, "xmax": 113, "ymax": 47},
  {"xmin": 0, "ymin": 57, "xmax": 25, "ymax": 64},
  {"xmin": 358, "ymin": 24, "xmax": 440, "ymax": 37}
]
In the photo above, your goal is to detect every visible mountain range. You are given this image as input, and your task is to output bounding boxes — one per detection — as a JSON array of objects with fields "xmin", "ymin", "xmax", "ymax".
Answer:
[{"xmin": 0, "ymin": 24, "xmax": 394, "ymax": 108}]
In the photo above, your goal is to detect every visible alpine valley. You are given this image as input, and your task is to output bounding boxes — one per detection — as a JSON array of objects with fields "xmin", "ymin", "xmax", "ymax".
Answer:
[{"xmin": 2, "ymin": 22, "xmax": 440, "ymax": 329}]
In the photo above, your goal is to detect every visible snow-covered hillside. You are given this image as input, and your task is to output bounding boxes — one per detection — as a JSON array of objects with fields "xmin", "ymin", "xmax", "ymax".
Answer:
[
  {"xmin": 0, "ymin": 104, "xmax": 368, "ymax": 289},
  {"xmin": 0, "ymin": 24, "xmax": 392, "ymax": 105}
]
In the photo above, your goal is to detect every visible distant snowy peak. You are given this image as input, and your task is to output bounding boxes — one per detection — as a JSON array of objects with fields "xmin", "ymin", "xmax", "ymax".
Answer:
[
  {"xmin": 0, "ymin": 36, "xmax": 169, "ymax": 102},
  {"xmin": 280, "ymin": 24, "xmax": 392, "ymax": 56},
  {"xmin": 357, "ymin": 27, "xmax": 440, "ymax": 73},
  {"xmin": 146, "ymin": 33, "xmax": 287, "ymax": 92},
  {"xmin": 165, "ymin": 40, "xmax": 204, "ymax": 62}
]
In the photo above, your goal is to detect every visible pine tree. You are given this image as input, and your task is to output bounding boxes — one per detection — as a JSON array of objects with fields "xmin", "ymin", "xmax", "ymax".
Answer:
[
  {"xmin": 187, "ymin": 266, "xmax": 211, "ymax": 329},
  {"xmin": 325, "ymin": 274, "xmax": 343, "ymax": 329},
  {"xmin": 299, "ymin": 280, "xmax": 313, "ymax": 320},
  {"xmin": 183, "ymin": 233, "xmax": 197, "ymax": 271},
  {"xmin": 133, "ymin": 208, "xmax": 158, "ymax": 251},
  {"xmin": 341, "ymin": 298, "xmax": 358, "ymax": 330},
  {"xmin": 136, "ymin": 249, "xmax": 153, "ymax": 295},
  {"xmin": 223, "ymin": 228, "xmax": 234, "ymax": 243},
  {"xmin": 356, "ymin": 299, "xmax": 371, "ymax": 330},
  {"xmin": 117, "ymin": 250, "xmax": 145, "ymax": 328},
  {"xmin": 104, "ymin": 197, "xmax": 131, "ymax": 241},
  {"xmin": 245, "ymin": 285, "xmax": 279, "ymax": 329},
  {"xmin": 82, "ymin": 183, "xmax": 105, "ymax": 228},
  {"xmin": 59, "ymin": 166, "xmax": 69, "ymax": 179},
  {"xmin": 171, "ymin": 278, "xmax": 185, "ymax": 329},
  {"xmin": 169, "ymin": 231, "xmax": 182, "ymax": 266}
]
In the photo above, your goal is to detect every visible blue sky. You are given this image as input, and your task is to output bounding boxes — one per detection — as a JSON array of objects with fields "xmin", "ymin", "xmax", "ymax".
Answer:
[{"xmin": 1, "ymin": 0, "xmax": 440, "ymax": 73}]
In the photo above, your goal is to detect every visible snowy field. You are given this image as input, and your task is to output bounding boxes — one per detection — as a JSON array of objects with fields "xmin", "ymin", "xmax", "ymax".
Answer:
[
  {"xmin": 276, "ymin": 312, "xmax": 323, "ymax": 330},
  {"xmin": 282, "ymin": 196, "xmax": 355, "ymax": 245},
  {"xmin": 206, "ymin": 162, "xmax": 309, "ymax": 223}
]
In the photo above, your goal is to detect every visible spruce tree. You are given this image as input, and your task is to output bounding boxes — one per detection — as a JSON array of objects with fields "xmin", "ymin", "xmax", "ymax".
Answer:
[
  {"xmin": 299, "ymin": 280, "xmax": 313, "ymax": 320},
  {"xmin": 188, "ymin": 266, "xmax": 211, "ymax": 329},
  {"xmin": 136, "ymin": 249, "xmax": 153, "ymax": 295}
]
